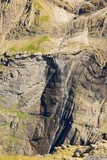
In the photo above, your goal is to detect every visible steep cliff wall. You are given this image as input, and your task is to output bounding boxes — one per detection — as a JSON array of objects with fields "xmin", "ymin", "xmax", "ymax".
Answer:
[
  {"xmin": 0, "ymin": 47, "xmax": 107, "ymax": 155},
  {"xmin": 0, "ymin": 0, "xmax": 107, "ymax": 156}
]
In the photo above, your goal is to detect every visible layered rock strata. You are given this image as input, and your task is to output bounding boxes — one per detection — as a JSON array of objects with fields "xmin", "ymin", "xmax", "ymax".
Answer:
[{"xmin": 0, "ymin": 0, "xmax": 107, "ymax": 156}]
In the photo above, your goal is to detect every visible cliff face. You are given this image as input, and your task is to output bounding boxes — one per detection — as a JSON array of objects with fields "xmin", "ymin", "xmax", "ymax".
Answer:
[{"xmin": 0, "ymin": 0, "xmax": 107, "ymax": 156}]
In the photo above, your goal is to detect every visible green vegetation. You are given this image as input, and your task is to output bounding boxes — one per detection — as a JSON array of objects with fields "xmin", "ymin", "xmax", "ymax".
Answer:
[
  {"xmin": 19, "ymin": 36, "xmax": 50, "ymax": 53},
  {"xmin": 7, "ymin": 134, "xmax": 17, "ymax": 139},
  {"xmin": 0, "ymin": 95, "xmax": 5, "ymax": 99},
  {"xmin": 9, "ymin": 55, "xmax": 16, "ymax": 60},
  {"xmin": 17, "ymin": 113, "xmax": 29, "ymax": 118},
  {"xmin": 9, "ymin": 47, "xmax": 17, "ymax": 52},
  {"xmin": 0, "ymin": 65, "xmax": 5, "ymax": 71},
  {"xmin": 1, "ymin": 123, "xmax": 10, "ymax": 127},
  {"xmin": 0, "ymin": 134, "xmax": 20, "ymax": 140},
  {"xmin": 0, "ymin": 105, "xmax": 29, "ymax": 119},
  {"xmin": 20, "ymin": 44, "xmax": 40, "ymax": 52},
  {"xmin": 0, "ymin": 156, "xmax": 41, "ymax": 160},
  {"xmin": 40, "ymin": 16, "xmax": 49, "ymax": 22},
  {"xmin": 0, "ymin": 105, "xmax": 17, "ymax": 114},
  {"xmin": 33, "ymin": 0, "xmax": 43, "ymax": 10},
  {"xmin": 0, "ymin": 145, "xmax": 78, "ymax": 160},
  {"xmin": 0, "ymin": 102, "xmax": 20, "ymax": 113},
  {"xmin": 37, "ymin": 35, "xmax": 50, "ymax": 44},
  {"xmin": 8, "ymin": 35, "xmax": 52, "ymax": 53}
]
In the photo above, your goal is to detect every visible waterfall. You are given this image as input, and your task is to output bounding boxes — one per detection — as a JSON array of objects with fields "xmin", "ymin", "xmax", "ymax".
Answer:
[
  {"xmin": 48, "ymin": 56, "xmax": 69, "ymax": 153},
  {"xmin": 48, "ymin": 56, "xmax": 80, "ymax": 153},
  {"xmin": 48, "ymin": 121, "xmax": 60, "ymax": 153},
  {"xmin": 45, "ymin": 74, "xmax": 53, "ymax": 88},
  {"xmin": 77, "ymin": 5, "xmax": 81, "ymax": 15}
]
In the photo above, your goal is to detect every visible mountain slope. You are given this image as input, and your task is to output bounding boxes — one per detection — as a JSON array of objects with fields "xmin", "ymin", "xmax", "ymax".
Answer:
[{"xmin": 0, "ymin": 0, "xmax": 107, "ymax": 156}]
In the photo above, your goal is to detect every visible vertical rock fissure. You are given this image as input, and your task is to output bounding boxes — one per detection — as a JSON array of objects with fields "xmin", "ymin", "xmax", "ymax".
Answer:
[
  {"xmin": 48, "ymin": 56, "xmax": 74, "ymax": 153},
  {"xmin": 48, "ymin": 56, "xmax": 66, "ymax": 153}
]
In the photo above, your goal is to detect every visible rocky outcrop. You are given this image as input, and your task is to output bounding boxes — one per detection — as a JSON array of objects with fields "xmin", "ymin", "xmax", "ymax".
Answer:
[
  {"xmin": 47, "ymin": 50, "xmax": 107, "ymax": 153},
  {"xmin": 0, "ymin": 44, "xmax": 107, "ymax": 155},
  {"xmin": 69, "ymin": 7, "xmax": 107, "ymax": 37},
  {"xmin": 0, "ymin": 0, "xmax": 27, "ymax": 35},
  {"xmin": 0, "ymin": 52, "xmax": 49, "ymax": 155},
  {"xmin": 0, "ymin": 0, "xmax": 107, "ymax": 157}
]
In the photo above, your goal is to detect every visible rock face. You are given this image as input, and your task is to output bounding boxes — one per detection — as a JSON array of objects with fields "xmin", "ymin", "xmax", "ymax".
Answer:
[
  {"xmin": 0, "ymin": 0, "xmax": 107, "ymax": 156},
  {"xmin": 48, "ymin": 51, "xmax": 107, "ymax": 153},
  {"xmin": 0, "ymin": 50, "xmax": 107, "ymax": 155}
]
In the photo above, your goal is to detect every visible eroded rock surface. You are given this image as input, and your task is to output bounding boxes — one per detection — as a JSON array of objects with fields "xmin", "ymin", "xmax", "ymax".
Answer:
[{"xmin": 0, "ymin": 0, "xmax": 107, "ymax": 156}]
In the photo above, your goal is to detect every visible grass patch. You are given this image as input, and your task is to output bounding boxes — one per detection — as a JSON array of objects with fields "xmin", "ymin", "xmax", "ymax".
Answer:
[
  {"xmin": 0, "ymin": 134, "xmax": 18, "ymax": 139},
  {"xmin": 9, "ymin": 47, "xmax": 17, "ymax": 52},
  {"xmin": 0, "ymin": 65, "xmax": 5, "ymax": 71},
  {"xmin": 0, "ymin": 95, "xmax": 5, "ymax": 99},
  {"xmin": 9, "ymin": 55, "xmax": 15, "ymax": 60},
  {"xmin": 37, "ymin": 35, "xmax": 50, "ymax": 44},
  {"xmin": 17, "ymin": 113, "xmax": 29, "ymax": 118},
  {"xmin": 33, "ymin": 0, "xmax": 43, "ymax": 10},
  {"xmin": 19, "ymin": 36, "xmax": 50, "ymax": 53},
  {"xmin": 1, "ymin": 123, "xmax": 10, "ymax": 127},
  {"xmin": 40, "ymin": 16, "xmax": 49, "ymax": 22},
  {"xmin": 0, "ymin": 105, "xmax": 18, "ymax": 114},
  {"xmin": 0, "ymin": 105, "xmax": 30, "ymax": 119},
  {"xmin": 8, "ymin": 35, "xmax": 51, "ymax": 53},
  {"xmin": 0, "ymin": 156, "xmax": 42, "ymax": 160},
  {"xmin": 20, "ymin": 44, "xmax": 40, "ymax": 52}
]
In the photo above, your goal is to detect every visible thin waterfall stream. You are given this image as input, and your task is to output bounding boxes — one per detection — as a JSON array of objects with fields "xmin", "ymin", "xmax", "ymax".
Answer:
[
  {"xmin": 48, "ymin": 56, "xmax": 80, "ymax": 153},
  {"xmin": 48, "ymin": 56, "xmax": 68, "ymax": 153}
]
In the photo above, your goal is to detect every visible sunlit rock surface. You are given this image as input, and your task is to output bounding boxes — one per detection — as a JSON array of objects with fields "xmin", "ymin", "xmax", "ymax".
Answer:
[{"xmin": 0, "ymin": 0, "xmax": 107, "ymax": 156}]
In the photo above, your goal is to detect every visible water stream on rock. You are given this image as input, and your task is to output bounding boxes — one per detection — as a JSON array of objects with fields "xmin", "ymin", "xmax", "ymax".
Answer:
[
  {"xmin": 77, "ymin": 4, "xmax": 82, "ymax": 15},
  {"xmin": 48, "ymin": 56, "xmax": 68, "ymax": 153}
]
